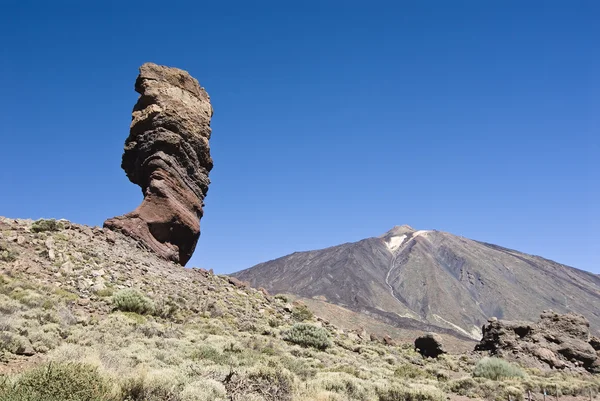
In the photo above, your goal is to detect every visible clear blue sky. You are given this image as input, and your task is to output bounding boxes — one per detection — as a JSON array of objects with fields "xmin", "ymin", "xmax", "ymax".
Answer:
[{"xmin": 1, "ymin": 1, "xmax": 598, "ymax": 274}]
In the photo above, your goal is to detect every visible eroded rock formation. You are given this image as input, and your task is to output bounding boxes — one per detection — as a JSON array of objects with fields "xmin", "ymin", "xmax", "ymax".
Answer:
[
  {"xmin": 476, "ymin": 311, "xmax": 600, "ymax": 373},
  {"xmin": 104, "ymin": 63, "xmax": 213, "ymax": 266}
]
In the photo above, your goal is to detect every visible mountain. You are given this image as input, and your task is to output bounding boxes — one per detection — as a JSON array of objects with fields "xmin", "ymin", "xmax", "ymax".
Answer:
[{"xmin": 233, "ymin": 225, "xmax": 600, "ymax": 339}]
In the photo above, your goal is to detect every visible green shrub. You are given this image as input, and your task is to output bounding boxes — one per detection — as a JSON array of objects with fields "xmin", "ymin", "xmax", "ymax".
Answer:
[
  {"xmin": 94, "ymin": 288, "xmax": 114, "ymax": 297},
  {"xmin": 291, "ymin": 304, "xmax": 313, "ymax": 322},
  {"xmin": 119, "ymin": 373, "xmax": 181, "ymax": 401},
  {"xmin": 473, "ymin": 357, "xmax": 525, "ymax": 381},
  {"xmin": 31, "ymin": 219, "xmax": 62, "ymax": 233},
  {"xmin": 0, "ymin": 332, "xmax": 29, "ymax": 354},
  {"xmin": 191, "ymin": 345, "xmax": 228, "ymax": 365},
  {"xmin": 283, "ymin": 323, "xmax": 331, "ymax": 350},
  {"xmin": 0, "ymin": 362, "xmax": 112, "ymax": 401},
  {"xmin": 112, "ymin": 289, "xmax": 154, "ymax": 315},
  {"xmin": 274, "ymin": 294, "xmax": 289, "ymax": 303},
  {"xmin": 0, "ymin": 242, "xmax": 18, "ymax": 262},
  {"xmin": 377, "ymin": 384, "xmax": 445, "ymax": 401},
  {"xmin": 224, "ymin": 366, "xmax": 293, "ymax": 401},
  {"xmin": 445, "ymin": 377, "xmax": 478, "ymax": 396},
  {"xmin": 394, "ymin": 363, "xmax": 430, "ymax": 379}
]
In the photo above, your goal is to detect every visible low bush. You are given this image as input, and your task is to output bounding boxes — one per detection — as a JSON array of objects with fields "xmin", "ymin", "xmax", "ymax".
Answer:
[
  {"xmin": 120, "ymin": 370, "xmax": 183, "ymax": 401},
  {"xmin": 0, "ymin": 362, "xmax": 113, "ymax": 401},
  {"xmin": 283, "ymin": 323, "xmax": 331, "ymax": 350},
  {"xmin": 112, "ymin": 289, "xmax": 155, "ymax": 315},
  {"xmin": 274, "ymin": 294, "xmax": 289, "ymax": 303},
  {"xmin": 224, "ymin": 366, "xmax": 293, "ymax": 401},
  {"xmin": 473, "ymin": 357, "xmax": 525, "ymax": 381},
  {"xmin": 0, "ymin": 247, "xmax": 18, "ymax": 263},
  {"xmin": 31, "ymin": 219, "xmax": 62, "ymax": 233},
  {"xmin": 291, "ymin": 304, "xmax": 313, "ymax": 322},
  {"xmin": 394, "ymin": 363, "xmax": 430, "ymax": 379},
  {"xmin": 377, "ymin": 383, "xmax": 445, "ymax": 401}
]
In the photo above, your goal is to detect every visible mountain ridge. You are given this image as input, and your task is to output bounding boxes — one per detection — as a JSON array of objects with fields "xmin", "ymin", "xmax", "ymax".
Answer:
[{"xmin": 233, "ymin": 226, "xmax": 600, "ymax": 340}]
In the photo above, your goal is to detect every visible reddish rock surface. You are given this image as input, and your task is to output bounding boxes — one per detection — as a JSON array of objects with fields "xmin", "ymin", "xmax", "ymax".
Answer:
[{"xmin": 104, "ymin": 63, "xmax": 213, "ymax": 265}]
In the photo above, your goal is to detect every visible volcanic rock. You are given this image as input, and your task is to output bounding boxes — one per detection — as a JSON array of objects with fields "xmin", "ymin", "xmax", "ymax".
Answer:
[
  {"xmin": 476, "ymin": 310, "xmax": 599, "ymax": 372},
  {"xmin": 415, "ymin": 333, "xmax": 446, "ymax": 358},
  {"xmin": 104, "ymin": 63, "xmax": 213, "ymax": 266}
]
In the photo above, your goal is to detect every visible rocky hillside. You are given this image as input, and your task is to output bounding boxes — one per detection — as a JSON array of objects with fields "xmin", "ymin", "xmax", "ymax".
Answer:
[
  {"xmin": 6, "ymin": 216, "xmax": 600, "ymax": 401},
  {"xmin": 233, "ymin": 225, "xmax": 600, "ymax": 340},
  {"xmin": 2, "ymin": 216, "xmax": 600, "ymax": 401}
]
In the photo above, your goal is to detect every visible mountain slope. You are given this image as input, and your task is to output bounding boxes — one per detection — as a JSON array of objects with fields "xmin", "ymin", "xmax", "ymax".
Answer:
[{"xmin": 233, "ymin": 225, "xmax": 600, "ymax": 339}]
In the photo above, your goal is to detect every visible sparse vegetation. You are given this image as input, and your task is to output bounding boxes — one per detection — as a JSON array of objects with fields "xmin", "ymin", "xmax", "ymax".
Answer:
[
  {"xmin": 31, "ymin": 219, "xmax": 62, "ymax": 233},
  {"xmin": 283, "ymin": 323, "xmax": 331, "ymax": 350},
  {"xmin": 1, "ymin": 217, "xmax": 600, "ymax": 401},
  {"xmin": 473, "ymin": 357, "xmax": 526, "ymax": 380},
  {"xmin": 291, "ymin": 303, "xmax": 313, "ymax": 322},
  {"xmin": 0, "ymin": 242, "xmax": 18, "ymax": 263},
  {"xmin": 376, "ymin": 384, "xmax": 445, "ymax": 401},
  {"xmin": 0, "ymin": 362, "xmax": 113, "ymax": 401},
  {"xmin": 112, "ymin": 289, "xmax": 155, "ymax": 315},
  {"xmin": 274, "ymin": 294, "xmax": 289, "ymax": 303}
]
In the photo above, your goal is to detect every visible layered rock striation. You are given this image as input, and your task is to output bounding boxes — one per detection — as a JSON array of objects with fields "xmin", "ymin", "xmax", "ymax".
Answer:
[
  {"xmin": 476, "ymin": 311, "xmax": 600, "ymax": 373},
  {"xmin": 105, "ymin": 63, "xmax": 213, "ymax": 265}
]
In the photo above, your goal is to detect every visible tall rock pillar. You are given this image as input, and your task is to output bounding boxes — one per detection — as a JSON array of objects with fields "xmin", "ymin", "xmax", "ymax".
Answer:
[{"xmin": 105, "ymin": 63, "xmax": 213, "ymax": 266}]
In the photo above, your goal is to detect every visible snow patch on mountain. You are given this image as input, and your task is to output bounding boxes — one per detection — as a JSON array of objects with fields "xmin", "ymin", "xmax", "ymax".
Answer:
[{"xmin": 386, "ymin": 235, "xmax": 406, "ymax": 252}]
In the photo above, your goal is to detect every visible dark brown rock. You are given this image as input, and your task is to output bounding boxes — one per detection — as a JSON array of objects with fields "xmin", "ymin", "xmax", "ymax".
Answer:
[
  {"xmin": 589, "ymin": 336, "xmax": 600, "ymax": 351},
  {"xmin": 104, "ymin": 63, "xmax": 213, "ymax": 266},
  {"xmin": 476, "ymin": 311, "xmax": 598, "ymax": 372},
  {"xmin": 415, "ymin": 333, "xmax": 446, "ymax": 358}
]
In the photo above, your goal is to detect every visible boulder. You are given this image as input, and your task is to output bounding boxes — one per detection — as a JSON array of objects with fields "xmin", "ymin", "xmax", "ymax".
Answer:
[
  {"xmin": 415, "ymin": 333, "xmax": 446, "ymax": 358},
  {"xmin": 383, "ymin": 334, "xmax": 396, "ymax": 346},
  {"xmin": 104, "ymin": 63, "xmax": 213, "ymax": 266},
  {"xmin": 228, "ymin": 276, "xmax": 249, "ymax": 289},
  {"xmin": 475, "ymin": 310, "xmax": 598, "ymax": 372}
]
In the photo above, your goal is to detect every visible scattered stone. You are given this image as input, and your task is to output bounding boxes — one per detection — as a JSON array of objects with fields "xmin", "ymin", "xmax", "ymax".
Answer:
[
  {"xmin": 60, "ymin": 261, "xmax": 74, "ymax": 274},
  {"xmin": 77, "ymin": 298, "xmax": 90, "ymax": 306},
  {"xmin": 104, "ymin": 63, "xmax": 214, "ymax": 266},
  {"xmin": 16, "ymin": 236, "xmax": 25, "ymax": 245},
  {"xmin": 415, "ymin": 333, "xmax": 447, "ymax": 358}
]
